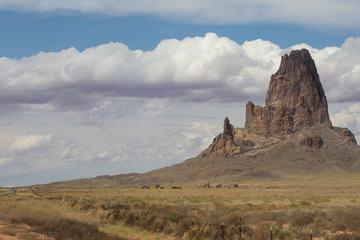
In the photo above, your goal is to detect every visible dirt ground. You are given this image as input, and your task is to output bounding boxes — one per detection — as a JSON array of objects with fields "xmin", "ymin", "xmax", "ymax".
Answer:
[{"xmin": 0, "ymin": 220, "xmax": 54, "ymax": 240}]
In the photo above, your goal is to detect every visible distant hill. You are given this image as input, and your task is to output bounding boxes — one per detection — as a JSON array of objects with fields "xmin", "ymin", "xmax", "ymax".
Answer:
[{"xmin": 37, "ymin": 49, "xmax": 360, "ymax": 188}]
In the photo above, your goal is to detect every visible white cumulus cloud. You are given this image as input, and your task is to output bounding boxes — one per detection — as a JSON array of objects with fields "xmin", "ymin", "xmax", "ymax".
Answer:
[
  {"xmin": 2, "ymin": 133, "xmax": 131, "ymax": 176},
  {"xmin": 331, "ymin": 103, "xmax": 360, "ymax": 139},
  {"xmin": 1, "ymin": 33, "xmax": 360, "ymax": 114},
  {"xmin": 8, "ymin": 135, "xmax": 54, "ymax": 155},
  {"xmin": 7, "ymin": 134, "xmax": 82, "ymax": 159},
  {"xmin": 0, "ymin": 33, "xmax": 281, "ymax": 112}
]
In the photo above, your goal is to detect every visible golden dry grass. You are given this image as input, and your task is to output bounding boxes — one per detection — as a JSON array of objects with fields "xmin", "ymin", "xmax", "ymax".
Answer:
[
  {"xmin": 0, "ymin": 196, "xmax": 125, "ymax": 240},
  {"xmin": 2, "ymin": 171, "xmax": 360, "ymax": 239}
]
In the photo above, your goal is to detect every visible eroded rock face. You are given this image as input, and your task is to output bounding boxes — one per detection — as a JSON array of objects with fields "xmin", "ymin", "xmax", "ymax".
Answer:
[
  {"xmin": 245, "ymin": 49, "xmax": 332, "ymax": 136},
  {"xmin": 300, "ymin": 135, "xmax": 323, "ymax": 151},
  {"xmin": 339, "ymin": 128, "xmax": 357, "ymax": 144},
  {"xmin": 223, "ymin": 117, "xmax": 233, "ymax": 134},
  {"xmin": 221, "ymin": 117, "xmax": 235, "ymax": 155},
  {"xmin": 207, "ymin": 117, "xmax": 255, "ymax": 157}
]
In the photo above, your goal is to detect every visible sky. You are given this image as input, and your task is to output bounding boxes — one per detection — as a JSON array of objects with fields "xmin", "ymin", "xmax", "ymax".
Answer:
[{"xmin": 1, "ymin": 0, "xmax": 360, "ymax": 187}]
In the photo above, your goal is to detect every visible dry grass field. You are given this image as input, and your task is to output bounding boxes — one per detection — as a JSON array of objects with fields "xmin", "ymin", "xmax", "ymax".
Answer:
[{"xmin": 1, "ymin": 171, "xmax": 360, "ymax": 239}]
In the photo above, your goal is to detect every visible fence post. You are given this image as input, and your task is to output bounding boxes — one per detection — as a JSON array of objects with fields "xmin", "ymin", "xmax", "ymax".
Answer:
[
  {"xmin": 270, "ymin": 226, "xmax": 273, "ymax": 240},
  {"xmin": 90, "ymin": 176, "xmax": 93, "ymax": 198},
  {"xmin": 310, "ymin": 229, "xmax": 313, "ymax": 240},
  {"xmin": 238, "ymin": 217, "xmax": 242, "ymax": 240},
  {"xmin": 221, "ymin": 223, "xmax": 225, "ymax": 240}
]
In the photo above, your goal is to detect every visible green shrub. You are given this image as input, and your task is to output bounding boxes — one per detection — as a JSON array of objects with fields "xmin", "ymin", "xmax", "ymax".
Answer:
[
  {"xmin": 314, "ymin": 216, "xmax": 324, "ymax": 223},
  {"xmin": 299, "ymin": 200, "xmax": 312, "ymax": 206}
]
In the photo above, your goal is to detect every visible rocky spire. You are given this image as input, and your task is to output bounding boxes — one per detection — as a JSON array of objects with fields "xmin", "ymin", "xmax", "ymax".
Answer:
[
  {"xmin": 245, "ymin": 49, "xmax": 332, "ymax": 136},
  {"xmin": 223, "ymin": 117, "xmax": 233, "ymax": 134}
]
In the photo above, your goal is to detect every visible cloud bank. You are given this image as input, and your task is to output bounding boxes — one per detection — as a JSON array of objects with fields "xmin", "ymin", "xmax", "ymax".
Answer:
[
  {"xmin": 1, "ymin": 133, "xmax": 129, "ymax": 175},
  {"xmin": 0, "ymin": 120, "xmax": 218, "ymax": 175},
  {"xmin": 1, "ymin": 33, "xmax": 360, "ymax": 114},
  {"xmin": 1, "ymin": 33, "xmax": 360, "ymax": 185},
  {"xmin": 1, "ymin": 0, "xmax": 360, "ymax": 28}
]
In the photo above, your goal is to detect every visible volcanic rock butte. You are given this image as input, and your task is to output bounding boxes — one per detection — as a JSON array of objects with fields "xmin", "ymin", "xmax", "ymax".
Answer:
[
  {"xmin": 203, "ymin": 49, "xmax": 356, "ymax": 159},
  {"xmin": 245, "ymin": 49, "xmax": 332, "ymax": 136}
]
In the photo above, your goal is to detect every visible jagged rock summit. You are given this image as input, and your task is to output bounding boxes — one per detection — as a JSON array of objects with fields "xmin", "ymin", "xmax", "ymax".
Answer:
[
  {"xmin": 200, "ymin": 49, "xmax": 357, "ymax": 161},
  {"xmin": 246, "ymin": 49, "xmax": 332, "ymax": 136}
]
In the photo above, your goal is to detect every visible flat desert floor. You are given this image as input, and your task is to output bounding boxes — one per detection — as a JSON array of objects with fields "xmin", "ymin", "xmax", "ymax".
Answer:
[{"xmin": 1, "ymin": 171, "xmax": 360, "ymax": 239}]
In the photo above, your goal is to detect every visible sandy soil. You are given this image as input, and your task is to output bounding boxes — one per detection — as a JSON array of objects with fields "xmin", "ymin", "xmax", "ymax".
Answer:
[{"xmin": 0, "ymin": 220, "xmax": 54, "ymax": 240}]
